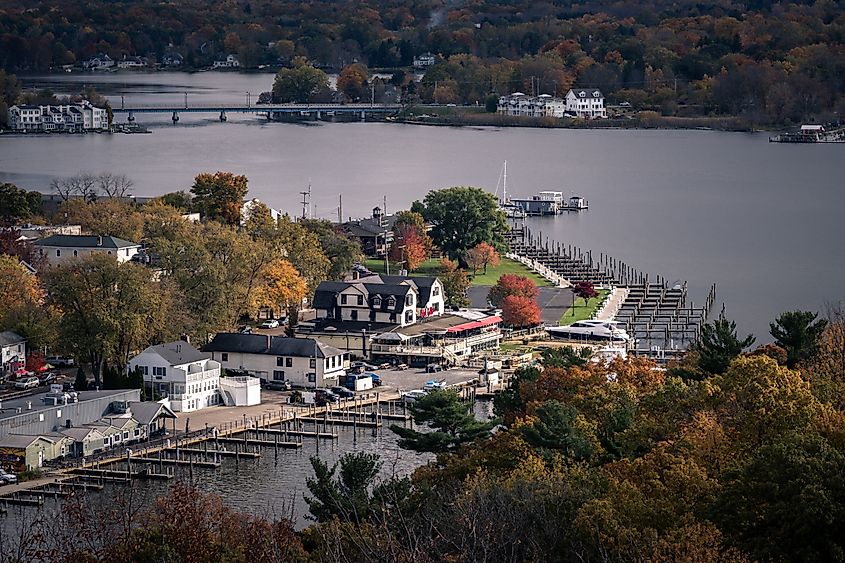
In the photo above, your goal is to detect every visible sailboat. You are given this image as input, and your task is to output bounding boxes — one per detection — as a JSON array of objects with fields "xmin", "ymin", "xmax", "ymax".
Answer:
[{"xmin": 494, "ymin": 161, "xmax": 527, "ymax": 219}]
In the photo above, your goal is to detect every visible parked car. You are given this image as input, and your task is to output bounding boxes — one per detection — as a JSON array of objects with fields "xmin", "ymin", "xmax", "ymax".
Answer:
[
  {"xmin": 259, "ymin": 319, "xmax": 280, "ymax": 329},
  {"xmin": 62, "ymin": 381, "xmax": 75, "ymax": 392},
  {"xmin": 238, "ymin": 325, "xmax": 253, "ymax": 334},
  {"xmin": 426, "ymin": 363, "xmax": 443, "ymax": 373},
  {"xmin": 262, "ymin": 380, "xmax": 291, "ymax": 391},
  {"xmin": 424, "ymin": 379, "xmax": 447, "ymax": 391},
  {"xmin": 369, "ymin": 373, "xmax": 383, "ymax": 387},
  {"xmin": 315, "ymin": 389, "xmax": 340, "ymax": 406},
  {"xmin": 377, "ymin": 362, "xmax": 392, "ymax": 370},
  {"xmin": 14, "ymin": 376, "xmax": 40, "ymax": 390},
  {"xmin": 330, "ymin": 386, "xmax": 355, "ymax": 399},
  {"xmin": 38, "ymin": 372, "xmax": 57, "ymax": 385},
  {"xmin": 0, "ymin": 469, "xmax": 17, "ymax": 485},
  {"xmin": 395, "ymin": 363, "xmax": 409, "ymax": 371},
  {"xmin": 401, "ymin": 389, "xmax": 428, "ymax": 403},
  {"xmin": 45, "ymin": 356, "xmax": 74, "ymax": 367}
]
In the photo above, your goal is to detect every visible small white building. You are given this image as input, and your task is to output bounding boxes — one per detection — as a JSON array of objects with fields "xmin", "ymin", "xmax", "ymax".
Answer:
[
  {"xmin": 117, "ymin": 55, "xmax": 147, "ymax": 69},
  {"xmin": 203, "ymin": 333, "xmax": 348, "ymax": 389},
  {"xmin": 565, "ymin": 89, "xmax": 607, "ymax": 119},
  {"xmin": 128, "ymin": 341, "xmax": 225, "ymax": 412},
  {"xmin": 413, "ymin": 53, "xmax": 437, "ymax": 68},
  {"xmin": 82, "ymin": 54, "xmax": 115, "ymax": 70},
  {"xmin": 497, "ymin": 93, "xmax": 567, "ymax": 118},
  {"xmin": 34, "ymin": 235, "xmax": 140, "ymax": 265},
  {"xmin": 0, "ymin": 331, "xmax": 26, "ymax": 377},
  {"xmin": 213, "ymin": 54, "xmax": 240, "ymax": 68},
  {"xmin": 6, "ymin": 101, "xmax": 107, "ymax": 133}
]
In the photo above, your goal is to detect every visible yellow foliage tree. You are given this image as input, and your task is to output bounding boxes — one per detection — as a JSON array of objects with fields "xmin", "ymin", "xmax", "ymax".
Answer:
[{"xmin": 262, "ymin": 259, "xmax": 307, "ymax": 320}]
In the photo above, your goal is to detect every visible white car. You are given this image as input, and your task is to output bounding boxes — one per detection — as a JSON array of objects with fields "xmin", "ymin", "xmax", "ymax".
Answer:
[
  {"xmin": 259, "ymin": 319, "xmax": 280, "ymax": 329},
  {"xmin": 401, "ymin": 389, "xmax": 428, "ymax": 403},
  {"xmin": 0, "ymin": 469, "xmax": 17, "ymax": 485},
  {"xmin": 14, "ymin": 376, "xmax": 40, "ymax": 390}
]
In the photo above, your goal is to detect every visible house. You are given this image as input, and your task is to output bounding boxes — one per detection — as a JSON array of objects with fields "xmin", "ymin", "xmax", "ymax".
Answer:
[
  {"xmin": 0, "ymin": 435, "xmax": 59, "ymax": 472},
  {"xmin": 126, "ymin": 401, "xmax": 176, "ymax": 438},
  {"xmin": 55, "ymin": 426, "xmax": 107, "ymax": 457},
  {"xmin": 203, "ymin": 333, "xmax": 348, "ymax": 389},
  {"xmin": 341, "ymin": 207, "xmax": 396, "ymax": 257},
  {"xmin": 313, "ymin": 274, "xmax": 444, "ymax": 328},
  {"xmin": 413, "ymin": 52, "xmax": 437, "ymax": 68},
  {"xmin": 242, "ymin": 198, "xmax": 283, "ymax": 225},
  {"xmin": 0, "ymin": 331, "xmax": 26, "ymax": 378},
  {"xmin": 117, "ymin": 55, "xmax": 147, "ymax": 69},
  {"xmin": 162, "ymin": 52, "xmax": 184, "ymax": 67},
  {"xmin": 565, "ymin": 89, "xmax": 607, "ymax": 119},
  {"xmin": 34, "ymin": 234, "xmax": 140, "ymax": 265},
  {"xmin": 82, "ymin": 53, "xmax": 115, "ymax": 70},
  {"xmin": 6, "ymin": 101, "xmax": 107, "ymax": 133},
  {"xmin": 15, "ymin": 223, "xmax": 83, "ymax": 241},
  {"xmin": 497, "ymin": 93, "xmax": 567, "ymax": 118},
  {"xmin": 128, "ymin": 341, "xmax": 224, "ymax": 412},
  {"xmin": 213, "ymin": 54, "xmax": 240, "ymax": 68}
]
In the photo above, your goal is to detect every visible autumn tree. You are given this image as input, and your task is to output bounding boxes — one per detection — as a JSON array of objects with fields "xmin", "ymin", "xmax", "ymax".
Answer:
[
  {"xmin": 58, "ymin": 198, "xmax": 144, "ymax": 242},
  {"xmin": 572, "ymin": 280, "xmax": 598, "ymax": 306},
  {"xmin": 770, "ymin": 310, "xmax": 828, "ymax": 368},
  {"xmin": 389, "ymin": 225, "xmax": 429, "ymax": 272},
  {"xmin": 438, "ymin": 258, "xmax": 470, "ymax": 308},
  {"xmin": 262, "ymin": 259, "xmax": 307, "ymax": 320},
  {"xmin": 501, "ymin": 294, "xmax": 541, "ymax": 328},
  {"xmin": 190, "ymin": 171, "xmax": 249, "ymax": 225},
  {"xmin": 0, "ymin": 254, "xmax": 56, "ymax": 351},
  {"xmin": 272, "ymin": 57, "xmax": 329, "ymax": 103},
  {"xmin": 488, "ymin": 274, "xmax": 538, "ymax": 308},
  {"xmin": 337, "ymin": 63, "xmax": 369, "ymax": 101},
  {"xmin": 466, "ymin": 242, "xmax": 499, "ymax": 275}
]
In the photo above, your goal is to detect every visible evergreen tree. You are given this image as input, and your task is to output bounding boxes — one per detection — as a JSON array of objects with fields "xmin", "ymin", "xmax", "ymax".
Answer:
[
  {"xmin": 128, "ymin": 366, "xmax": 145, "ymax": 400},
  {"xmin": 74, "ymin": 366, "xmax": 88, "ymax": 391},
  {"xmin": 305, "ymin": 452, "xmax": 382, "ymax": 522},
  {"xmin": 770, "ymin": 310, "xmax": 828, "ymax": 368},
  {"xmin": 693, "ymin": 307, "xmax": 755, "ymax": 375}
]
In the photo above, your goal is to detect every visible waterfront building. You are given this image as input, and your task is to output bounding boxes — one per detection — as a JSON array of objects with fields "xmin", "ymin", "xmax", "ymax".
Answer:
[
  {"xmin": 0, "ymin": 331, "xmax": 26, "ymax": 378},
  {"xmin": 213, "ymin": 54, "xmax": 240, "ymax": 68},
  {"xmin": 34, "ymin": 234, "xmax": 141, "ymax": 265},
  {"xmin": 82, "ymin": 53, "xmax": 114, "ymax": 70},
  {"xmin": 565, "ymin": 88, "xmax": 607, "ymax": 119},
  {"xmin": 341, "ymin": 207, "xmax": 396, "ymax": 257},
  {"xmin": 0, "ymin": 435, "xmax": 61, "ymax": 473},
  {"xmin": 161, "ymin": 52, "xmax": 184, "ymax": 67},
  {"xmin": 117, "ymin": 55, "xmax": 147, "ymax": 69},
  {"xmin": 203, "ymin": 333, "xmax": 348, "ymax": 389},
  {"xmin": 128, "ymin": 341, "xmax": 225, "ymax": 412},
  {"xmin": 6, "ymin": 101, "xmax": 108, "ymax": 133},
  {"xmin": 497, "ymin": 93, "xmax": 567, "ymax": 118},
  {"xmin": 413, "ymin": 52, "xmax": 437, "ymax": 68}
]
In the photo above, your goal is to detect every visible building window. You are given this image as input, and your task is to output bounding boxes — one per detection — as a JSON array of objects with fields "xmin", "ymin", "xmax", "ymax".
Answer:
[
  {"xmin": 406, "ymin": 295, "xmax": 412, "ymax": 306},
  {"xmin": 351, "ymin": 310, "xmax": 358, "ymax": 320},
  {"xmin": 372, "ymin": 295, "xmax": 382, "ymax": 307},
  {"xmin": 307, "ymin": 373, "xmax": 316, "ymax": 383},
  {"xmin": 405, "ymin": 310, "xmax": 413, "ymax": 323},
  {"xmin": 286, "ymin": 357, "xmax": 293, "ymax": 367},
  {"xmin": 433, "ymin": 286, "xmax": 440, "ymax": 296},
  {"xmin": 310, "ymin": 358, "xmax": 316, "ymax": 369},
  {"xmin": 276, "ymin": 357, "xmax": 284, "ymax": 367},
  {"xmin": 56, "ymin": 249, "xmax": 61, "ymax": 257},
  {"xmin": 390, "ymin": 313, "xmax": 397, "ymax": 323},
  {"xmin": 73, "ymin": 250, "xmax": 78, "ymax": 257},
  {"xmin": 152, "ymin": 366, "xmax": 166, "ymax": 377},
  {"xmin": 273, "ymin": 370, "xmax": 285, "ymax": 381},
  {"xmin": 341, "ymin": 295, "xmax": 348, "ymax": 305},
  {"xmin": 357, "ymin": 296, "xmax": 363, "ymax": 306},
  {"xmin": 56, "ymin": 409, "xmax": 62, "ymax": 418},
  {"xmin": 221, "ymin": 353, "xmax": 228, "ymax": 362},
  {"xmin": 138, "ymin": 366, "xmax": 148, "ymax": 375},
  {"xmin": 387, "ymin": 296, "xmax": 396, "ymax": 308}
]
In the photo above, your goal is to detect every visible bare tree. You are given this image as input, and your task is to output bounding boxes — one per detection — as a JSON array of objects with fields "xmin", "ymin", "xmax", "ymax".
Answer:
[
  {"xmin": 51, "ymin": 172, "xmax": 100, "ymax": 202},
  {"xmin": 50, "ymin": 177, "xmax": 75, "ymax": 201},
  {"xmin": 97, "ymin": 172, "xmax": 134, "ymax": 199}
]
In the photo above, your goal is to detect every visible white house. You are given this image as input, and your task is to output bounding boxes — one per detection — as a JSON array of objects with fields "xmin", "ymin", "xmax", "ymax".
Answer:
[
  {"xmin": 34, "ymin": 235, "xmax": 140, "ymax": 265},
  {"xmin": 0, "ymin": 331, "xmax": 26, "ymax": 377},
  {"xmin": 497, "ymin": 93, "xmax": 567, "ymax": 118},
  {"xmin": 128, "ymin": 341, "xmax": 227, "ymax": 412},
  {"xmin": 313, "ymin": 274, "xmax": 444, "ymax": 328},
  {"xmin": 213, "ymin": 54, "xmax": 240, "ymax": 68},
  {"xmin": 203, "ymin": 334, "xmax": 348, "ymax": 389},
  {"xmin": 82, "ymin": 54, "xmax": 115, "ymax": 70},
  {"xmin": 413, "ymin": 53, "xmax": 437, "ymax": 68},
  {"xmin": 6, "ymin": 101, "xmax": 107, "ymax": 133},
  {"xmin": 565, "ymin": 89, "xmax": 607, "ymax": 119},
  {"xmin": 117, "ymin": 55, "xmax": 147, "ymax": 69}
]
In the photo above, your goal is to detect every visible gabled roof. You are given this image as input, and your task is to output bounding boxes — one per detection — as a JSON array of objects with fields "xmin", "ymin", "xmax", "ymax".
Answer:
[
  {"xmin": 569, "ymin": 88, "xmax": 604, "ymax": 99},
  {"xmin": 0, "ymin": 331, "xmax": 25, "ymax": 347},
  {"xmin": 342, "ymin": 214, "xmax": 397, "ymax": 237},
  {"xmin": 128, "ymin": 401, "xmax": 176, "ymax": 425},
  {"xmin": 35, "ymin": 235, "xmax": 139, "ymax": 249},
  {"xmin": 58, "ymin": 426, "xmax": 105, "ymax": 441},
  {"xmin": 143, "ymin": 341, "xmax": 209, "ymax": 366},
  {"xmin": 203, "ymin": 333, "xmax": 342, "ymax": 359},
  {"xmin": 0, "ymin": 434, "xmax": 52, "ymax": 448}
]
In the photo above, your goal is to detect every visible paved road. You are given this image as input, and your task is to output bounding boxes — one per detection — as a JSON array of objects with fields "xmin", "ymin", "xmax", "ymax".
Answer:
[{"xmin": 468, "ymin": 286, "xmax": 573, "ymax": 326}]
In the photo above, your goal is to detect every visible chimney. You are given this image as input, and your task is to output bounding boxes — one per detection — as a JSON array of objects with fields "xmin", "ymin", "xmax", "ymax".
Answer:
[
  {"xmin": 96, "ymin": 235, "xmax": 103, "ymax": 247},
  {"xmin": 352, "ymin": 270, "xmax": 360, "ymax": 280},
  {"xmin": 266, "ymin": 333, "xmax": 272, "ymax": 350}
]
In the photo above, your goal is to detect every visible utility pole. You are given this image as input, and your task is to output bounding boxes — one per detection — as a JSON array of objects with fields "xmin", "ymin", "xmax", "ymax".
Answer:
[
  {"xmin": 299, "ymin": 182, "xmax": 311, "ymax": 220},
  {"xmin": 371, "ymin": 82, "xmax": 375, "ymax": 107},
  {"xmin": 338, "ymin": 194, "xmax": 343, "ymax": 224}
]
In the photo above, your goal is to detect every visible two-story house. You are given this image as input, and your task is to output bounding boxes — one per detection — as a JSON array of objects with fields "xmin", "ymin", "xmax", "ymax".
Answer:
[
  {"xmin": 203, "ymin": 334, "xmax": 348, "ymax": 388},
  {"xmin": 0, "ymin": 331, "xmax": 26, "ymax": 377},
  {"xmin": 34, "ymin": 235, "xmax": 140, "ymax": 266},
  {"xmin": 565, "ymin": 89, "xmax": 607, "ymax": 119},
  {"xmin": 128, "ymin": 341, "xmax": 224, "ymax": 412}
]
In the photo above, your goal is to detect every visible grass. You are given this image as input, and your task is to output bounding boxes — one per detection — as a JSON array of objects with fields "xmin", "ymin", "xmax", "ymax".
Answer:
[
  {"xmin": 560, "ymin": 289, "xmax": 611, "ymax": 325},
  {"xmin": 364, "ymin": 257, "xmax": 553, "ymax": 287}
]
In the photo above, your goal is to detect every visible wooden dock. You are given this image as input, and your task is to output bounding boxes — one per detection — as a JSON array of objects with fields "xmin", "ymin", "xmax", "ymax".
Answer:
[
  {"xmin": 164, "ymin": 447, "xmax": 261, "ymax": 459},
  {"xmin": 215, "ymin": 437, "xmax": 303, "ymax": 449},
  {"xmin": 70, "ymin": 468, "xmax": 173, "ymax": 480}
]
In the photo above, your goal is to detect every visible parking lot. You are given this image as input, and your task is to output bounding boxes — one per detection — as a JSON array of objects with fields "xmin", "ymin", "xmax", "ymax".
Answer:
[{"xmin": 367, "ymin": 366, "xmax": 481, "ymax": 392}]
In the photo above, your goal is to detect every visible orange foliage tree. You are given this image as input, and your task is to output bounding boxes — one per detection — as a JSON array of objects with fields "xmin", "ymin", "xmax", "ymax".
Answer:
[
  {"xmin": 501, "ymin": 295, "xmax": 540, "ymax": 328},
  {"xmin": 466, "ymin": 242, "xmax": 500, "ymax": 275},
  {"xmin": 488, "ymin": 274, "xmax": 538, "ymax": 307}
]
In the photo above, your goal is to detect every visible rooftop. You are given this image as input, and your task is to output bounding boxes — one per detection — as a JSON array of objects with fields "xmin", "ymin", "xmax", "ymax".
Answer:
[
  {"xmin": 0, "ymin": 389, "xmax": 139, "ymax": 423},
  {"xmin": 35, "ymin": 235, "xmax": 140, "ymax": 249},
  {"xmin": 0, "ymin": 331, "xmax": 25, "ymax": 347},
  {"xmin": 203, "ymin": 333, "xmax": 343, "ymax": 359},
  {"xmin": 143, "ymin": 341, "xmax": 209, "ymax": 366}
]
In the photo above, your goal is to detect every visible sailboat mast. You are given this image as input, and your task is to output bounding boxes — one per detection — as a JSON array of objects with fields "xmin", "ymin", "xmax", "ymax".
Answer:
[{"xmin": 503, "ymin": 160, "xmax": 508, "ymax": 204}]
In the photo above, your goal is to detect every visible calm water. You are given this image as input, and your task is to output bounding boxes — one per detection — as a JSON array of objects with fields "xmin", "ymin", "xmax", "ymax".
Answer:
[{"xmin": 2, "ymin": 72, "xmax": 844, "ymax": 338}]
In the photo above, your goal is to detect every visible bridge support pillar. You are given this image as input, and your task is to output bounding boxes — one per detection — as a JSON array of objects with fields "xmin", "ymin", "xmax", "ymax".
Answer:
[
  {"xmin": 316, "ymin": 110, "xmax": 321, "ymax": 120},
  {"xmin": 171, "ymin": 111, "xmax": 179, "ymax": 123},
  {"xmin": 219, "ymin": 111, "xmax": 227, "ymax": 122},
  {"xmin": 360, "ymin": 110, "xmax": 366, "ymax": 122},
  {"xmin": 127, "ymin": 112, "xmax": 135, "ymax": 123}
]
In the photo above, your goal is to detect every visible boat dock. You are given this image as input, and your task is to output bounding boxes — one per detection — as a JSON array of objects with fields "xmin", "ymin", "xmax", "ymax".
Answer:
[{"xmin": 769, "ymin": 124, "xmax": 845, "ymax": 143}]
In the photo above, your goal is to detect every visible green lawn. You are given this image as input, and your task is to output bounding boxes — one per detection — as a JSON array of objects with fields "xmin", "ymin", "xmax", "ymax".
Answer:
[
  {"xmin": 560, "ymin": 289, "xmax": 610, "ymax": 325},
  {"xmin": 364, "ymin": 257, "xmax": 553, "ymax": 287}
]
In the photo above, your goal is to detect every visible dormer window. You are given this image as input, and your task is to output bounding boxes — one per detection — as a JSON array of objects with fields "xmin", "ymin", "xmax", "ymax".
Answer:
[
  {"xmin": 593, "ymin": 91, "xmax": 601, "ymax": 97},
  {"xmin": 387, "ymin": 295, "xmax": 396, "ymax": 308},
  {"xmin": 372, "ymin": 295, "xmax": 382, "ymax": 307},
  {"xmin": 579, "ymin": 91, "xmax": 585, "ymax": 97}
]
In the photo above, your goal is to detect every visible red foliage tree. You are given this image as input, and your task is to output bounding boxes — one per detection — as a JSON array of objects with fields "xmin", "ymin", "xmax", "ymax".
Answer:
[
  {"xmin": 488, "ymin": 274, "xmax": 539, "ymax": 307},
  {"xmin": 501, "ymin": 295, "xmax": 541, "ymax": 328},
  {"xmin": 573, "ymin": 281, "xmax": 598, "ymax": 305},
  {"xmin": 389, "ymin": 225, "xmax": 430, "ymax": 272},
  {"xmin": 466, "ymin": 242, "xmax": 500, "ymax": 275},
  {"xmin": 27, "ymin": 353, "xmax": 46, "ymax": 373}
]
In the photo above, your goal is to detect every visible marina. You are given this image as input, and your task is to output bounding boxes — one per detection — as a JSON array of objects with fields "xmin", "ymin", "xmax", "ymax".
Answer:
[{"xmin": 769, "ymin": 123, "xmax": 845, "ymax": 143}]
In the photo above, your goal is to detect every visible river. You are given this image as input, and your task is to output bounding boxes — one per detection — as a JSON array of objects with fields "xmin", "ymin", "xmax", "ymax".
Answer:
[{"xmin": 2, "ymin": 71, "xmax": 844, "ymax": 338}]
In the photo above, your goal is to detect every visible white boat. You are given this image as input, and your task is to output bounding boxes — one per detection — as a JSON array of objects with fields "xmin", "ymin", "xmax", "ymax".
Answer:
[
  {"xmin": 495, "ymin": 161, "xmax": 527, "ymax": 219},
  {"xmin": 546, "ymin": 320, "xmax": 631, "ymax": 342}
]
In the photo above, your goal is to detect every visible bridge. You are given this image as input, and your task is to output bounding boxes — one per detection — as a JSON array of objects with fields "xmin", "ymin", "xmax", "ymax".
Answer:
[{"xmin": 111, "ymin": 103, "xmax": 404, "ymax": 123}]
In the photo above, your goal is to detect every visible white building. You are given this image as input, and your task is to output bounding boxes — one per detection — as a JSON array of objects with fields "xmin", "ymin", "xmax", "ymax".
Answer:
[
  {"xmin": 128, "ymin": 341, "xmax": 232, "ymax": 412},
  {"xmin": 34, "ymin": 235, "xmax": 140, "ymax": 266},
  {"xmin": 6, "ymin": 101, "xmax": 107, "ymax": 133},
  {"xmin": 0, "ymin": 331, "xmax": 26, "ymax": 377},
  {"xmin": 313, "ymin": 274, "xmax": 445, "ymax": 328},
  {"xmin": 565, "ymin": 89, "xmax": 607, "ymax": 119},
  {"xmin": 82, "ymin": 54, "xmax": 115, "ymax": 70},
  {"xmin": 117, "ymin": 55, "xmax": 147, "ymax": 69},
  {"xmin": 241, "ymin": 198, "xmax": 283, "ymax": 224},
  {"xmin": 413, "ymin": 53, "xmax": 437, "ymax": 68},
  {"xmin": 203, "ymin": 334, "xmax": 348, "ymax": 389},
  {"xmin": 497, "ymin": 93, "xmax": 567, "ymax": 118},
  {"xmin": 213, "ymin": 54, "xmax": 240, "ymax": 68}
]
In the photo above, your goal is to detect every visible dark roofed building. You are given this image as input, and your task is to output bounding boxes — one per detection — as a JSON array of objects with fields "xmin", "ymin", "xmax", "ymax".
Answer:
[
  {"xmin": 35, "ymin": 234, "xmax": 140, "ymax": 265},
  {"xmin": 341, "ymin": 207, "xmax": 397, "ymax": 257}
]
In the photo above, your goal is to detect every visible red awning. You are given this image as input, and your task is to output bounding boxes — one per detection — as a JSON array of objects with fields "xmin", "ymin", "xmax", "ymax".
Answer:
[{"xmin": 446, "ymin": 316, "xmax": 502, "ymax": 334}]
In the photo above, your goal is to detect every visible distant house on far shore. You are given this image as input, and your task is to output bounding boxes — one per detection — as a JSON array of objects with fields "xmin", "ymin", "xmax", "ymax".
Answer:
[{"xmin": 213, "ymin": 54, "xmax": 240, "ymax": 68}]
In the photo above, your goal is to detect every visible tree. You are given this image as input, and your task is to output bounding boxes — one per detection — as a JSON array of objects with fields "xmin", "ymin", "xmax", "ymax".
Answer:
[
  {"xmin": 0, "ymin": 183, "xmax": 41, "ymax": 223},
  {"xmin": 157, "ymin": 190, "xmax": 192, "ymax": 211},
  {"xmin": 693, "ymin": 307, "xmax": 755, "ymax": 375},
  {"xmin": 337, "ymin": 63, "xmax": 369, "ymax": 101},
  {"xmin": 420, "ymin": 187, "xmax": 507, "ymax": 263},
  {"xmin": 488, "ymin": 274, "xmax": 538, "ymax": 308},
  {"xmin": 190, "ymin": 171, "xmax": 249, "ymax": 225},
  {"xmin": 95, "ymin": 173, "xmax": 134, "ymax": 199},
  {"xmin": 49, "ymin": 172, "xmax": 98, "ymax": 202},
  {"xmin": 58, "ymin": 199, "xmax": 144, "ymax": 242},
  {"xmin": 572, "ymin": 280, "xmax": 598, "ymax": 306},
  {"xmin": 305, "ymin": 452, "xmax": 383, "ymax": 522},
  {"xmin": 300, "ymin": 219, "xmax": 363, "ymax": 280},
  {"xmin": 520, "ymin": 401, "xmax": 595, "ymax": 460},
  {"xmin": 485, "ymin": 94, "xmax": 500, "ymax": 112},
  {"xmin": 541, "ymin": 346, "xmax": 592, "ymax": 369},
  {"xmin": 390, "ymin": 389, "xmax": 496, "ymax": 453},
  {"xmin": 389, "ymin": 225, "xmax": 429, "ymax": 273},
  {"xmin": 272, "ymin": 57, "xmax": 329, "ymax": 103},
  {"xmin": 466, "ymin": 242, "xmax": 499, "ymax": 275},
  {"xmin": 501, "ymin": 295, "xmax": 541, "ymax": 328},
  {"xmin": 74, "ymin": 367, "xmax": 88, "ymax": 391},
  {"xmin": 438, "ymin": 258, "xmax": 470, "ymax": 308},
  {"xmin": 262, "ymin": 259, "xmax": 307, "ymax": 320},
  {"xmin": 770, "ymin": 310, "xmax": 828, "ymax": 368}
]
